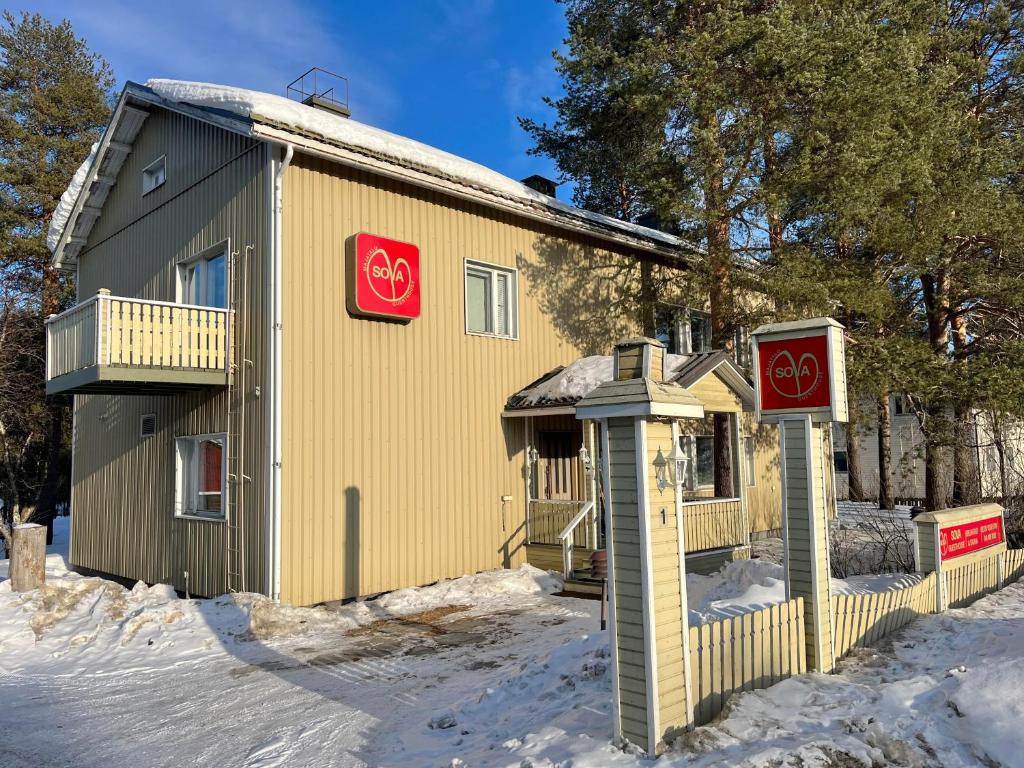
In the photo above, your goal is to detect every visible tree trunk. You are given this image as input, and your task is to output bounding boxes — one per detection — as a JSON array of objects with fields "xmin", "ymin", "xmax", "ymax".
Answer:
[
  {"xmin": 991, "ymin": 413, "xmax": 1011, "ymax": 499},
  {"xmin": 846, "ymin": 423, "xmax": 865, "ymax": 501},
  {"xmin": 950, "ymin": 312, "xmax": 978, "ymax": 504},
  {"xmin": 33, "ymin": 397, "xmax": 66, "ymax": 545},
  {"xmin": 639, "ymin": 258, "xmax": 657, "ymax": 338},
  {"xmin": 877, "ymin": 394, "xmax": 895, "ymax": 510},
  {"xmin": 922, "ymin": 272, "xmax": 952, "ymax": 511},
  {"xmin": 702, "ymin": 108, "xmax": 734, "ymax": 499}
]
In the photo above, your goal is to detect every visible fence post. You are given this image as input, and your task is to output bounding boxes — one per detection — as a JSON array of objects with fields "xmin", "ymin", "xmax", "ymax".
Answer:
[
  {"xmin": 576, "ymin": 338, "xmax": 703, "ymax": 757},
  {"xmin": 751, "ymin": 319, "xmax": 848, "ymax": 674}
]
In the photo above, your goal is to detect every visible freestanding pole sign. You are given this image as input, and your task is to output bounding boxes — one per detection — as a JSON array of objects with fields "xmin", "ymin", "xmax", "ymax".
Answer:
[{"xmin": 752, "ymin": 318, "xmax": 848, "ymax": 673}]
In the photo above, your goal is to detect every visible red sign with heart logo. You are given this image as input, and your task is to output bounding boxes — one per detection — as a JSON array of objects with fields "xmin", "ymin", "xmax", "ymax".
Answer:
[
  {"xmin": 757, "ymin": 333, "xmax": 831, "ymax": 412},
  {"xmin": 350, "ymin": 233, "xmax": 420, "ymax": 320}
]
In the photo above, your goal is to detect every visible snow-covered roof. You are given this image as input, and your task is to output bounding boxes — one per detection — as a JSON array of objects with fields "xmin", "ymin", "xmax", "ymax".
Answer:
[
  {"xmin": 506, "ymin": 353, "xmax": 690, "ymax": 410},
  {"xmin": 505, "ymin": 350, "xmax": 754, "ymax": 412},
  {"xmin": 50, "ymin": 79, "xmax": 700, "ymax": 268}
]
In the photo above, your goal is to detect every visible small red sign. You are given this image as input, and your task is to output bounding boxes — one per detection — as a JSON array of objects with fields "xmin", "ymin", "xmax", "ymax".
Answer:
[
  {"xmin": 349, "ymin": 233, "xmax": 420, "ymax": 320},
  {"xmin": 940, "ymin": 515, "xmax": 1004, "ymax": 561},
  {"xmin": 757, "ymin": 333, "xmax": 831, "ymax": 412}
]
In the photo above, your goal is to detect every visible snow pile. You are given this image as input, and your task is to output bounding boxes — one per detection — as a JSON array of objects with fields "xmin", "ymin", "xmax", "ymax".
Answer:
[
  {"xmin": 687, "ymin": 557, "xmax": 919, "ymax": 624},
  {"xmin": 143, "ymin": 79, "xmax": 682, "ymax": 249},
  {"xmin": 369, "ymin": 564, "xmax": 561, "ymax": 615},
  {"xmin": 47, "ymin": 142, "xmax": 98, "ymax": 253},
  {"xmin": 513, "ymin": 352, "xmax": 692, "ymax": 407},
  {"xmin": 688, "ymin": 559, "xmax": 787, "ymax": 623},
  {"xmin": 0, "ymin": 559, "xmax": 560, "ymax": 663}
]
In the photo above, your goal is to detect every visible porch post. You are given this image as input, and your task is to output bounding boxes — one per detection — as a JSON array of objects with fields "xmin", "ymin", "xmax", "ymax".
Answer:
[{"xmin": 576, "ymin": 338, "xmax": 704, "ymax": 756}]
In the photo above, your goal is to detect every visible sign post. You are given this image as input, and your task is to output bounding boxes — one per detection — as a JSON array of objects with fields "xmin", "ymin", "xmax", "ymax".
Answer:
[{"xmin": 752, "ymin": 318, "xmax": 847, "ymax": 673}]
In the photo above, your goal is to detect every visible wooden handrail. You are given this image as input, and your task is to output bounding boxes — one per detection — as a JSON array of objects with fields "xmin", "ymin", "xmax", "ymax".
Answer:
[{"xmin": 559, "ymin": 500, "xmax": 595, "ymax": 578}]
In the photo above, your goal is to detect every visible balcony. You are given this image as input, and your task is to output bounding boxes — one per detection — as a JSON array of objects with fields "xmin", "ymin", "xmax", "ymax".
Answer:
[{"xmin": 46, "ymin": 290, "xmax": 231, "ymax": 395}]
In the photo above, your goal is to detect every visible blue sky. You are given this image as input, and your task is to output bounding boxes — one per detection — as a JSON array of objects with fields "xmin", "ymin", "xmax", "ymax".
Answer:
[{"xmin": 22, "ymin": 0, "xmax": 568, "ymax": 186}]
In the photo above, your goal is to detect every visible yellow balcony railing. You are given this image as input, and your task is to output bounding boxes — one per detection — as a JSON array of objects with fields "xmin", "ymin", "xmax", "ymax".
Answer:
[{"xmin": 46, "ymin": 289, "xmax": 231, "ymax": 394}]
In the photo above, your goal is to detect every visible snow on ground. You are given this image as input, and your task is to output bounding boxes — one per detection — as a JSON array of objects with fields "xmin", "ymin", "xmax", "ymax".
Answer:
[{"xmin": 1, "ymin": 512, "xmax": 1015, "ymax": 767}]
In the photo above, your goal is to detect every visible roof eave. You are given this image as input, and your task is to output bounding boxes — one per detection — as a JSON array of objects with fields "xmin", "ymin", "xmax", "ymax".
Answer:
[{"xmin": 249, "ymin": 121, "xmax": 696, "ymax": 262}]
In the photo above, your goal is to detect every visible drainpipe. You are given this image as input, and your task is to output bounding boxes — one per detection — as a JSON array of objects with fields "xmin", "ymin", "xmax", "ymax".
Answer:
[{"xmin": 271, "ymin": 143, "xmax": 293, "ymax": 601}]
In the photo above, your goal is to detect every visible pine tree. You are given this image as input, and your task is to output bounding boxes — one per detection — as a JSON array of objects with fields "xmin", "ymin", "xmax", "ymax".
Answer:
[{"xmin": 0, "ymin": 12, "xmax": 113, "ymax": 547}]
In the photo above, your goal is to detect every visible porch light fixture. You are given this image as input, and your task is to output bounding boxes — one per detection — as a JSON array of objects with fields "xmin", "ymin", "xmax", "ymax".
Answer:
[
  {"xmin": 668, "ymin": 441, "xmax": 690, "ymax": 489},
  {"xmin": 653, "ymin": 447, "xmax": 669, "ymax": 493},
  {"xmin": 527, "ymin": 445, "xmax": 539, "ymax": 467},
  {"xmin": 579, "ymin": 445, "xmax": 594, "ymax": 476}
]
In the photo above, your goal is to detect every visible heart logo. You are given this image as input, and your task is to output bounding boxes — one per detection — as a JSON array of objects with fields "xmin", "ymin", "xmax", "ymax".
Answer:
[
  {"xmin": 364, "ymin": 246, "xmax": 414, "ymax": 306},
  {"xmin": 768, "ymin": 349, "xmax": 822, "ymax": 400}
]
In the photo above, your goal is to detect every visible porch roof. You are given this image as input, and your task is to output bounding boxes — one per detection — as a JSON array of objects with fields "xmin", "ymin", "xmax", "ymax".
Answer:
[{"xmin": 504, "ymin": 350, "xmax": 754, "ymax": 416}]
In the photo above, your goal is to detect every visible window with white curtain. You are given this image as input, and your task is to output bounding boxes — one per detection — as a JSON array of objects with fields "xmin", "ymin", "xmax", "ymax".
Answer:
[
  {"xmin": 174, "ymin": 433, "xmax": 227, "ymax": 520},
  {"xmin": 464, "ymin": 259, "xmax": 518, "ymax": 339}
]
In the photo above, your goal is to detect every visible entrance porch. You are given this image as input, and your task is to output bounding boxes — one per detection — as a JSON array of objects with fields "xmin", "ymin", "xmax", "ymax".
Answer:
[{"xmin": 505, "ymin": 350, "xmax": 758, "ymax": 583}]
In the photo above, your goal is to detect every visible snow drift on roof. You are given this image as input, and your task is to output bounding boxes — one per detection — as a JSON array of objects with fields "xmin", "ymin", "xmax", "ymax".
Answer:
[
  {"xmin": 142, "ymin": 79, "xmax": 683, "ymax": 249},
  {"xmin": 511, "ymin": 352, "xmax": 689, "ymax": 408},
  {"xmin": 47, "ymin": 142, "xmax": 98, "ymax": 254}
]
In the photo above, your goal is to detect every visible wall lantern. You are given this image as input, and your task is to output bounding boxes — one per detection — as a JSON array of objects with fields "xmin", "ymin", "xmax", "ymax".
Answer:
[
  {"xmin": 668, "ymin": 441, "xmax": 690, "ymax": 490},
  {"xmin": 653, "ymin": 447, "xmax": 669, "ymax": 494},
  {"xmin": 579, "ymin": 445, "xmax": 594, "ymax": 477}
]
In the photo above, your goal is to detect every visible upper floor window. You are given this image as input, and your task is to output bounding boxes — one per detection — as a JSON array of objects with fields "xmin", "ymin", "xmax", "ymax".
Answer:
[
  {"xmin": 465, "ymin": 259, "xmax": 518, "ymax": 339},
  {"xmin": 178, "ymin": 244, "xmax": 227, "ymax": 308},
  {"xmin": 655, "ymin": 305, "xmax": 712, "ymax": 355},
  {"xmin": 142, "ymin": 155, "xmax": 166, "ymax": 195},
  {"xmin": 174, "ymin": 433, "xmax": 226, "ymax": 521}
]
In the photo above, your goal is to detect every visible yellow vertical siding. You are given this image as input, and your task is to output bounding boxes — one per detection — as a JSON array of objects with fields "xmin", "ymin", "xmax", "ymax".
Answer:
[
  {"xmin": 70, "ymin": 108, "xmax": 270, "ymax": 596},
  {"xmin": 279, "ymin": 154, "xmax": 663, "ymax": 605}
]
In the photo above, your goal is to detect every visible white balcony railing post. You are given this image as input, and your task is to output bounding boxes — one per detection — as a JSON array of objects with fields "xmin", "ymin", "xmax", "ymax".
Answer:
[{"xmin": 96, "ymin": 289, "xmax": 110, "ymax": 367}]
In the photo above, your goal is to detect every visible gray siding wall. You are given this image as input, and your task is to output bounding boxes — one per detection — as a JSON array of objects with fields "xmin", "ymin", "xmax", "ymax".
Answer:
[{"xmin": 71, "ymin": 107, "xmax": 271, "ymax": 596}]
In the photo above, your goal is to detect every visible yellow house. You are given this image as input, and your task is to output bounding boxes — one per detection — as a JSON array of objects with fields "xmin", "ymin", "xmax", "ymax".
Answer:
[{"xmin": 46, "ymin": 76, "xmax": 792, "ymax": 605}]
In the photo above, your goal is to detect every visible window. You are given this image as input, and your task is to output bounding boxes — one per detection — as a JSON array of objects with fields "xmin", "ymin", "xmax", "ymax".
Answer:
[
  {"xmin": 465, "ymin": 260, "xmax": 517, "ymax": 338},
  {"xmin": 744, "ymin": 436, "xmax": 756, "ymax": 486},
  {"xmin": 679, "ymin": 434, "xmax": 715, "ymax": 489},
  {"xmin": 178, "ymin": 245, "xmax": 228, "ymax": 308},
  {"xmin": 834, "ymin": 449, "xmax": 849, "ymax": 473},
  {"xmin": 142, "ymin": 155, "xmax": 166, "ymax": 195},
  {"xmin": 655, "ymin": 305, "xmax": 712, "ymax": 355},
  {"xmin": 175, "ymin": 434, "xmax": 226, "ymax": 520},
  {"xmin": 892, "ymin": 394, "xmax": 912, "ymax": 416},
  {"xmin": 689, "ymin": 311, "xmax": 712, "ymax": 353}
]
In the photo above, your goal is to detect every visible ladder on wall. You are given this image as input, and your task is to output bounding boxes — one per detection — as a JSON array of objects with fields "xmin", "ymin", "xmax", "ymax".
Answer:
[{"xmin": 225, "ymin": 246, "xmax": 253, "ymax": 593}]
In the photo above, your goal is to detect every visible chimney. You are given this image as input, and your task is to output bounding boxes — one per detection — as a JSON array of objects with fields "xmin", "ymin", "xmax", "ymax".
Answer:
[
  {"xmin": 521, "ymin": 174, "xmax": 558, "ymax": 198},
  {"xmin": 613, "ymin": 338, "xmax": 666, "ymax": 383},
  {"xmin": 287, "ymin": 67, "xmax": 351, "ymax": 118}
]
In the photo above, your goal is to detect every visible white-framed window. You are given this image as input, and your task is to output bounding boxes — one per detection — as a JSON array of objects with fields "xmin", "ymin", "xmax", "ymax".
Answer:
[
  {"xmin": 655, "ymin": 305, "xmax": 712, "ymax": 355},
  {"xmin": 744, "ymin": 435, "xmax": 756, "ymax": 486},
  {"xmin": 142, "ymin": 155, "xmax": 166, "ymax": 195},
  {"xmin": 679, "ymin": 434, "xmax": 715, "ymax": 489},
  {"xmin": 689, "ymin": 311, "xmax": 712, "ymax": 353},
  {"xmin": 174, "ymin": 433, "xmax": 227, "ymax": 521},
  {"xmin": 177, "ymin": 243, "xmax": 228, "ymax": 308},
  {"xmin": 464, "ymin": 259, "xmax": 518, "ymax": 339}
]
